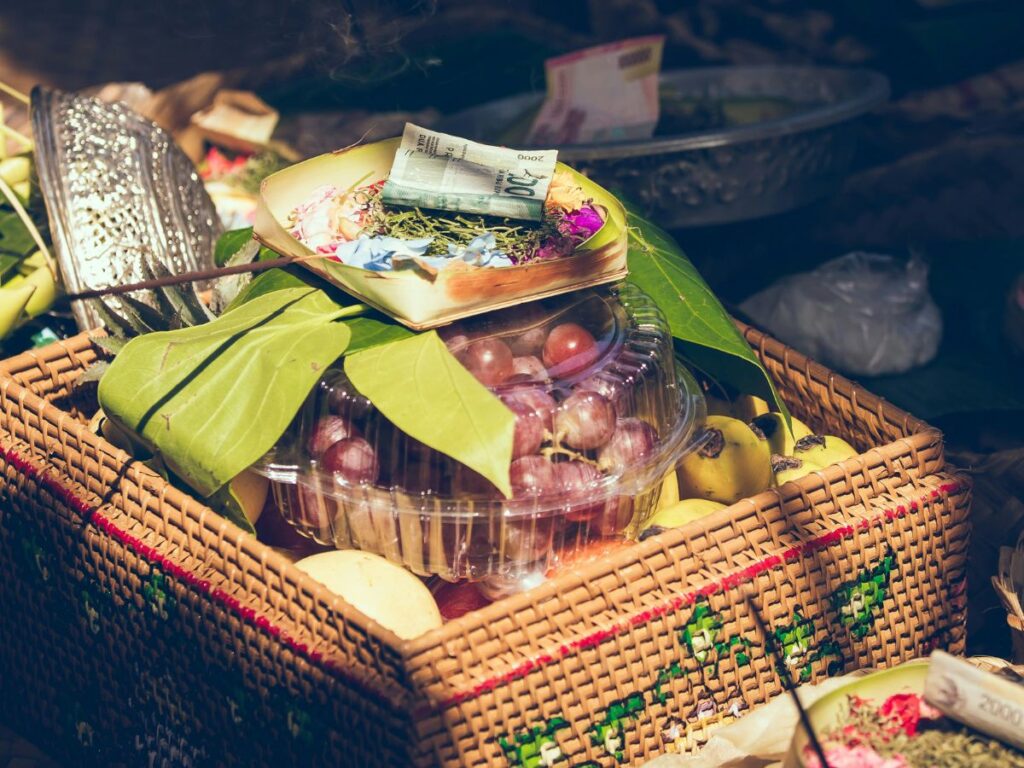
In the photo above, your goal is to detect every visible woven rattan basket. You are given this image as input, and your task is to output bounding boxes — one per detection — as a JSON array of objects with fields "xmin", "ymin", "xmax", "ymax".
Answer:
[{"xmin": 0, "ymin": 325, "xmax": 969, "ymax": 767}]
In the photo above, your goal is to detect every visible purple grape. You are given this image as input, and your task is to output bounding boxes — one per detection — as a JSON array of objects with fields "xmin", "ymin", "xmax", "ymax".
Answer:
[
  {"xmin": 576, "ymin": 375, "xmax": 627, "ymax": 410},
  {"xmin": 554, "ymin": 390, "xmax": 616, "ymax": 450},
  {"xmin": 449, "ymin": 467, "xmax": 498, "ymax": 497},
  {"xmin": 551, "ymin": 460, "xmax": 604, "ymax": 522},
  {"xmin": 510, "ymin": 455, "xmax": 556, "ymax": 497},
  {"xmin": 295, "ymin": 482, "xmax": 336, "ymax": 532},
  {"xmin": 321, "ymin": 437, "xmax": 379, "ymax": 484},
  {"xmin": 509, "ymin": 325, "xmax": 549, "ymax": 356},
  {"xmin": 597, "ymin": 418, "xmax": 658, "ymax": 473},
  {"xmin": 460, "ymin": 338, "xmax": 514, "ymax": 387},
  {"xmin": 502, "ymin": 387, "xmax": 557, "ymax": 434},
  {"xmin": 543, "ymin": 323, "xmax": 599, "ymax": 378},
  {"xmin": 511, "ymin": 355, "xmax": 548, "ymax": 381},
  {"xmin": 503, "ymin": 398, "xmax": 545, "ymax": 459},
  {"xmin": 306, "ymin": 415, "xmax": 357, "ymax": 457}
]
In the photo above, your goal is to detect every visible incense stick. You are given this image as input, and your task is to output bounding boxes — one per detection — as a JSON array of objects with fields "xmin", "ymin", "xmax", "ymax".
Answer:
[
  {"xmin": 56, "ymin": 254, "xmax": 322, "ymax": 304},
  {"xmin": 745, "ymin": 595, "xmax": 831, "ymax": 768}
]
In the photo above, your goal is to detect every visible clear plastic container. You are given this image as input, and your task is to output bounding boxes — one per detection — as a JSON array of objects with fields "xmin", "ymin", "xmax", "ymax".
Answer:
[{"xmin": 255, "ymin": 284, "xmax": 705, "ymax": 584}]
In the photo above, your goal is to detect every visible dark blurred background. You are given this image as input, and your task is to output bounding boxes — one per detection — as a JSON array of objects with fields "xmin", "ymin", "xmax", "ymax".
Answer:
[{"xmin": 1, "ymin": 0, "xmax": 1022, "ymax": 655}]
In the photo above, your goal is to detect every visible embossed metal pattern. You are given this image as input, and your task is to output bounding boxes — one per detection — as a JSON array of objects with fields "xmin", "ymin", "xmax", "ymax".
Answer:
[
  {"xmin": 31, "ymin": 87, "xmax": 220, "ymax": 330},
  {"xmin": 439, "ymin": 66, "xmax": 889, "ymax": 227}
]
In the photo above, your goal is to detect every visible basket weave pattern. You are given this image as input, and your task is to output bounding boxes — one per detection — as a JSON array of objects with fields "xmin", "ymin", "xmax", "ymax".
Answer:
[{"xmin": 0, "ymin": 327, "xmax": 969, "ymax": 767}]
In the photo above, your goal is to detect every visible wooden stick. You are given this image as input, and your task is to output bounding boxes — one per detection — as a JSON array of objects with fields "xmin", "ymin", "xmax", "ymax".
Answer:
[
  {"xmin": 745, "ymin": 595, "xmax": 831, "ymax": 768},
  {"xmin": 57, "ymin": 255, "xmax": 315, "ymax": 304}
]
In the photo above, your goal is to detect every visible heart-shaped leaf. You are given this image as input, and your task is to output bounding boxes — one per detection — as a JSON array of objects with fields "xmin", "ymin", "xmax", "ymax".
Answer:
[
  {"xmin": 624, "ymin": 209, "xmax": 789, "ymax": 423},
  {"xmin": 344, "ymin": 331, "xmax": 515, "ymax": 497},
  {"xmin": 98, "ymin": 287, "xmax": 357, "ymax": 496}
]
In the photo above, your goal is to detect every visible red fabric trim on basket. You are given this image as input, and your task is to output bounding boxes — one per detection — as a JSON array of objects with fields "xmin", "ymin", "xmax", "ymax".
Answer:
[
  {"xmin": 432, "ymin": 481, "xmax": 967, "ymax": 711},
  {"xmin": 0, "ymin": 444, "xmax": 401, "ymax": 712}
]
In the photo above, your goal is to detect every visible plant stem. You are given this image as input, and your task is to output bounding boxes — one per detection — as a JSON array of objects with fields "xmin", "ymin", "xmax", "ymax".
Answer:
[{"xmin": 332, "ymin": 304, "xmax": 369, "ymax": 320}]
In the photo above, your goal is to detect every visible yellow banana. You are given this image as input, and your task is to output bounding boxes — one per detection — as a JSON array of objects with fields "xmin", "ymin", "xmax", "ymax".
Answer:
[
  {"xmin": 705, "ymin": 394, "xmax": 734, "ymax": 417},
  {"xmin": 100, "ymin": 412, "xmax": 140, "ymax": 455},
  {"xmin": 0, "ymin": 282, "xmax": 36, "ymax": 340},
  {"xmin": 677, "ymin": 415, "xmax": 773, "ymax": 504},
  {"xmin": 656, "ymin": 468, "xmax": 680, "ymax": 512},
  {"xmin": 17, "ymin": 250, "xmax": 46, "ymax": 276},
  {"xmin": 792, "ymin": 434, "xmax": 858, "ymax": 467},
  {"xmin": 12, "ymin": 181, "xmax": 29, "ymax": 204},
  {"xmin": 732, "ymin": 394, "xmax": 770, "ymax": 421},
  {"xmin": 772, "ymin": 454, "xmax": 823, "ymax": 485},
  {"xmin": 229, "ymin": 468, "xmax": 269, "ymax": 526},
  {"xmin": 640, "ymin": 497, "xmax": 726, "ymax": 538},
  {"xmin": 750, "ymin": 412, "xmax": 813, "ymax": 456},
  {"xmin": 20, "ymin": 265, "xmax": 57, "ymax": 317},
  {"xmin": 0, "ymin": 156, "xmax": 30, "ymax": 187}
]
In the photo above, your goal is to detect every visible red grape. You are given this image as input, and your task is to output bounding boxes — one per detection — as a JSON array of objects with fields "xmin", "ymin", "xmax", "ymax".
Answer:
[
  {"xmin": 511, "ymin": 355, "xmax": 548, "ymax": 381},
  {"xmin": 294, "ymin": 481, "xmax": 337, "ymax": 534},
  {"xmin": 440, "ymin": 324, "xmax": 471, "ymax": 355},
  {"xmin": 321, "ymin": 437, "xmax": 379, "ymax": 484},
  {"xmin": 554, "ymin": 390, "xmax": 616, "ymax": 450},
  {"xmin": 327, "ymin": 381, "xmax": 372, "ymax": 420},
  {"xmin": 509, "ymin": 455, "xmax": 556, "ymax": 497},
  {"xmin": 431, "ymin": 580, "xmax": 492, "ymax": 621},
  {"xmin": 502, "ymin": 387, "xmax": 557, "ymax": 432},
  {"xmin": 543, "ymin": 323, "xmax": 599, "ymax": 378},
  {"xmin": 459, "ymin": 338, "xmax": 514, "ymax": 387},
  {"xmin": 306, "ymin": 415, "xmax": 357, "ymax": 457},
  {"xmin": 257, "ymin": 491, "xmax": 330, "ymax": 554},
  {"xmin": 597, "ymin": 418, "xmax": 658, "ymax": 473},
  {"xmin": 502, "ymin": 515, "xmax": 555, "ymax": 562},
  {"xmin": 576, "ymin": 374, "xmax": 627, "ymax": 409},
  {"xmin": 451, "ymin": 466, "xmax": 497, "ymax": 496},
  {"xmin": 509, "ymin": 325, "xmax": 548, "ymax": 356},
  {"xmin": 551, "ymin": 461, "xmax": 604, "ymax": 522},
  {"xmin": 503, "ymin": 398, "xmax": 545, "ymax": 459}
]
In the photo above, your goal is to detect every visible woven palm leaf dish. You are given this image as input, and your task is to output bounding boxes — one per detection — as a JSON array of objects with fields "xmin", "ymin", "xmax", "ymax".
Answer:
[{"xmin": 253, "ymin": 137, "xmax": 628, "ymax": 329}]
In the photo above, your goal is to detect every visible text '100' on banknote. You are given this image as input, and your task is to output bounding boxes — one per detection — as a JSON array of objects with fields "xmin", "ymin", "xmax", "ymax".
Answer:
[{"xmin": 381, "ymin": 124, "xmax": 557, "ymax": 221}]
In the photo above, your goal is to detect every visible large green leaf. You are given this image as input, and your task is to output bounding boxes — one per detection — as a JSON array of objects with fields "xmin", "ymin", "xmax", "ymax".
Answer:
[
  {"xmin": 344, "ymin": 315, "xmax": 415, "ymax": 355},
  {"xmin": 98, "ymin": 288, "xmax": 358, "ymax": 497},
  {"xmin": 624, "ymin": 210, "xmax": 789, "ymax": 422},
  {"xmin": 0, "ymin": 210, "xmax": 37, "ymax": 258},
  {"xmin": 225, "ymin": 267, "xmax": 312, "ymax": 311},
  {"xmin": 344, "ymin": 331, "xmax": 516, "ymax": 497}
]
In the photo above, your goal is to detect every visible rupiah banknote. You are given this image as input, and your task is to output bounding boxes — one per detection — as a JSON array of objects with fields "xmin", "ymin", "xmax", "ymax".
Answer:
[
  {"xmin": 527, "ymin": 36, "xmax": 665, "ymax": 146},
  {"xmin": 382, "ymin": 124, "xmax": 558, "ymax": 221}
]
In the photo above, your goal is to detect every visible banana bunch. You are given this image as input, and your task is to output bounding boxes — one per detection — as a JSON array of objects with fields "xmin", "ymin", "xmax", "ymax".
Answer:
[
  {"xmin": 639, "ymin": 399, "xmax": 862, "ymax": 539},
  {"xmin": 0, "ymin": 155, "xmax": 58, "ymax": 341}
]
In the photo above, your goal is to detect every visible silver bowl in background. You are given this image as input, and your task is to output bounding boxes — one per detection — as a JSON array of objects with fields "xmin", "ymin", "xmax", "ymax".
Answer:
[{"xmin": 438, "ymin": 66, "xmax": 889, "ymax": 228}]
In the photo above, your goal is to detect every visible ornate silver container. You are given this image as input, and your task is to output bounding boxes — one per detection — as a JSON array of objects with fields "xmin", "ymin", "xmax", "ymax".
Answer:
[
  {"xmin": 439, "ymin": 66, "xmax": 889, "ymax": 228},
  {"xmin": 31, "ymin": 87, "xmax": 220, "ymax": 330}
]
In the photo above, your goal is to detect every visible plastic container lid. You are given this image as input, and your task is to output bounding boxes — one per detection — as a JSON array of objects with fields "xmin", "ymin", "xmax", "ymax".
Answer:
[{"xmin": 255, "ymin": 283, "xmax": 706, "ymax": 582}]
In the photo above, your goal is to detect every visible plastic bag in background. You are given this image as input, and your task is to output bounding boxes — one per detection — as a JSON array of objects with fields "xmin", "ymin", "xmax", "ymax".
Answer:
[
  {"xmin": 739, "ymin": 252, "xmax": 942, "ymax": 377},
  {"xmin": 1006, "ymin": 272, "xmax": 1024, "ymax": 357}
]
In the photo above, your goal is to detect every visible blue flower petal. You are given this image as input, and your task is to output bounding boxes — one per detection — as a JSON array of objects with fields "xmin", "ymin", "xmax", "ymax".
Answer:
[
  {"xmin": 334, "ymin": 235, "xmax": 433, "ymax": 271},
  {"xmin": 446, "ymin": 232, "xmax": 512, "ymax": 268}
]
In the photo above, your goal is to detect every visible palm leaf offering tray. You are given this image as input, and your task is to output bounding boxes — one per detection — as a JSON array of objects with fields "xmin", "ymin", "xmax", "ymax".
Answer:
[
  {"xmin": 786, "ymin": 657, "xmax": 1024, "ymax": 768},
  {"xmin": 254, "ymin": 134, "xmax": 628, "ymax": 329}
]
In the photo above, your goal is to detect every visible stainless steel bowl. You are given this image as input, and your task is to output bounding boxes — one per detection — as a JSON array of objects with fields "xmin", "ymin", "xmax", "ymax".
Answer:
[{"xmin": 438, "ymin": 66, "xmax": 889, "ymax": 228}]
